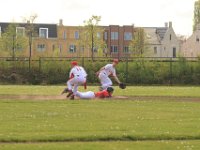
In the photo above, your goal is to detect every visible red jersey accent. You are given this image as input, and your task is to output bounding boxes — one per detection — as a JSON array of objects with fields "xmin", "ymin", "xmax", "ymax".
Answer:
[
  {"xmin": 70, "ymin": 73, "xmax": 74, "ymax": 79},
  {"xmin": 95, "ymin": 90, "xmax": 111, "ymax": 98}
]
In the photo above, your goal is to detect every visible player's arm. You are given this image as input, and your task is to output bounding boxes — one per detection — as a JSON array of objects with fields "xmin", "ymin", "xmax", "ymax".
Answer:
[
  {"xmin": 96, "ymin": 66, "xmax": 105, "ymax": 76},
  {"xmin": 113, "ymin": 75, "xmax": 121, "ymax": 84}
]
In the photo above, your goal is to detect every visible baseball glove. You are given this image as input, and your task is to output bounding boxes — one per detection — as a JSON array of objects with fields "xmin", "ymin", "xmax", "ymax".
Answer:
[{"xmin": 119, "ymin": 82, "xmax": 126, "ymax": 89}]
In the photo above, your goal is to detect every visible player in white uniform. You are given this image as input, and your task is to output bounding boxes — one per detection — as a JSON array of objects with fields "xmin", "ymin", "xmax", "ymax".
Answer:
[
  {"xmin": 96, "ymin": 59, "xmax": 121, "ymax": 90},
  {"xmin": 61, "ymin": 61, "xmax": 87, "ymax": 99}
]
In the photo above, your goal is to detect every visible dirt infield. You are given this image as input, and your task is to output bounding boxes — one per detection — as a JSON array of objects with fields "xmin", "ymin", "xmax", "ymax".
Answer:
[{"xmin": 0, "ymin": 95, "xmax": 200, "ymax": 102}]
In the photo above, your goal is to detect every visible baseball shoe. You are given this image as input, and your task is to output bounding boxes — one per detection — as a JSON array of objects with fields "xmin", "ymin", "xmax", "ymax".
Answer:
[
  {"xmin": 69, "ymin": 95, "xmax": 75, "ymax": 100},
  {"xmin": 61, "ymin": 88, "xmax": 69, "ymax": 95},
  {"xmin": 66, "ymin": 91, "xmax": 73, "ymax": 98}
]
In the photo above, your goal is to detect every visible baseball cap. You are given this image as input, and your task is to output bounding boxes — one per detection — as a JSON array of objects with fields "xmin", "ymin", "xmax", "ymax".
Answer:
[{"xmin": 71, "ymin": 61, "xmax": 78, "ymax": 66}]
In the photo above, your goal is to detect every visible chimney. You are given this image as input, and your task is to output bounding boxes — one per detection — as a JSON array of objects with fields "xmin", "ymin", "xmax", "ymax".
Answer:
[
  {"xmin": 165, "ymin": 22, "xmax": 168, "ymax": 27},
  {"xmin": 169, "ymin": 21, "xmax": 172, "ymax": 28},
  {"xmin": 59, "ymin": 19, "xmax": 63, "ymax": 26}
]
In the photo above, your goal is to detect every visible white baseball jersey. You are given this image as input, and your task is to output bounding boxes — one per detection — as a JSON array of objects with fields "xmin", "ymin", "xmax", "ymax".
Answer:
[
  {"xmin": 69, "ymin": 66, "xmax": 87, "ymax": 78},
  {"xmin": 100, "ymin": 64, "xmax": 116, "ymax": 77},
  {"xmin": 67, "ymin": 65, "xmax": 87, "ymax": 92}
]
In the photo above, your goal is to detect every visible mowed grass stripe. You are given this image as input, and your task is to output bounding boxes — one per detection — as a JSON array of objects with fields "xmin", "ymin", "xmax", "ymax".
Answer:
[{"xmin": 0, "ymin": 99, "xmax": 200, "ymax": 143}]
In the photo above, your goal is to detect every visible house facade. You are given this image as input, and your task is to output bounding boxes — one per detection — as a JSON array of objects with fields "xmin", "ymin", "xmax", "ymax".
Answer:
[
  {"xmin": 143, "ymin": 22, "xmax": 180, "ymax": 58},
  {"xmin": 181, "ymin": 25, "xmax": 200, "ymax": 57}
]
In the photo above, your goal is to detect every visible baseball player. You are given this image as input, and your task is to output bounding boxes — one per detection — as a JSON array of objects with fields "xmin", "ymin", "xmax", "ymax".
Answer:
[
  {"xmin": 96, "ymin": 59, "xmax": 121, "ymax": 90},
  {"xmin": 73, "ymin": 87, "xmax": 114, "ymax": 99},
  {"xmin": 61, "ymin": 61, "xmax": 87, "ymax": 99}
]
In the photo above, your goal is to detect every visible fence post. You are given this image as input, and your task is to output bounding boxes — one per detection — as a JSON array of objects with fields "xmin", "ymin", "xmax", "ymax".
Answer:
[
  {"xmin": 39, "ymin": 57, "xmax": 41, "ymax": 72},
  {"xmin": 125, "ymin": 58, "xmax": 128, "ymax": 83},
  {"xmin": 28, "ymin": 57, "xmax": 31, "ymax": 72},
  {"xmin": 169, "ymin": 57, "xmax": 172, "ymax": 85}
]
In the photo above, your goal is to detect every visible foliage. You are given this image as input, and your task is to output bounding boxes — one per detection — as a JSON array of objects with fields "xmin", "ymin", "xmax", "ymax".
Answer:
[
  {"xmin": 0, "ymin": 23, "xmax": 28, "ymax": 57},
  {"xmin": 193, "ymin": 0, "xmax": 200, "ymax": 31},
  {"xmin": 79, "ymin": 16, "xmax": 106, "ymax": 59},
  {"xmin": 1, "ymin": 57, "xmax": 200, "ymax": 85},
  {"xmin": 129, "ymin": 28, "xmax": 148, "ymax": 57}
]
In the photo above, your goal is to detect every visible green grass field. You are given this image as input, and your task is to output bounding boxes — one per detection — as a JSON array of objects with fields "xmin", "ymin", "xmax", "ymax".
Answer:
[{"xmin": 0, "ymin": 85, "xmax": 200, "ymax": 150}]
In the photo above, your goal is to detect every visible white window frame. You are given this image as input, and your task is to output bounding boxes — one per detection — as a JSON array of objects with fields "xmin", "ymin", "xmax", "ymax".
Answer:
[
  {"xmin": 69, "ymin": 44, "xmax": 76, "ymax": 53},
  {"xmin": 39, "ymin": 28, "xmax": 48, "ymax": 38},
  {"xmin": 16, "ymin": 27, "xmax": 25, "ymax": 37}
]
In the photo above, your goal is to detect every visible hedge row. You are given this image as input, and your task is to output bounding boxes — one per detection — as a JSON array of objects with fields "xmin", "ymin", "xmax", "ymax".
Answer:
[{"xmin": 1, "ymin": 58, "xmax": 200, "ymax": 85}]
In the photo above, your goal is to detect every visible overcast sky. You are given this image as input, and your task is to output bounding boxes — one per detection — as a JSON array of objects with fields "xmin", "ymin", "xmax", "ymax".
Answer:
[{"xmin": 0, "ymin": 0, "xmax": 196, "ymax": 36}]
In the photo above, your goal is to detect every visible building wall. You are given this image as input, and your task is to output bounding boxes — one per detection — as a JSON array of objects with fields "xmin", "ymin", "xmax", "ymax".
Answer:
[
  {"xmin": 161, "ymin": 25, "xmax": 180, "ymax": 57},
  {"xmin": 181, "ymin": 30, "xmax": 200, "ymax": 57}
]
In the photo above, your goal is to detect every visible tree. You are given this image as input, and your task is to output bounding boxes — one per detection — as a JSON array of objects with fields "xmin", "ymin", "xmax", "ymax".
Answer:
[
  {"xmin": 79, "ymin": 15, "xmax": 106, "ymax": 60},
  {"xmin": 23, "ymin": 14, "xmax": 38, "ymax": 58},
  {"xmin": 0, "ymin": 23, "xmax": 28, "ymax": 58},
  {"xmin": 193, "ymin": 0, "xmax": 200, "ymax": 32},
  {"xmin": 129, "ymin": 28, "xmax": 146, "ymax": 57}
]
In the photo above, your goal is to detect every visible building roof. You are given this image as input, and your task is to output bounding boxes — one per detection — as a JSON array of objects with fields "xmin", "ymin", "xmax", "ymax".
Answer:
[{"xmin": 0, "ymin": 22, "xmax": 57, "ymax": 38}]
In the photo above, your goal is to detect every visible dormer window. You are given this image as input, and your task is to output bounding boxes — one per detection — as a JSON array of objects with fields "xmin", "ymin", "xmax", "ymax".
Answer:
[
  {"xmin": 39, "ymin": 28, "xmax": 48, "ymax": 38},
  {"xmin": 196, "ymin": 36, "xmax": 199, "ymax": 42}
]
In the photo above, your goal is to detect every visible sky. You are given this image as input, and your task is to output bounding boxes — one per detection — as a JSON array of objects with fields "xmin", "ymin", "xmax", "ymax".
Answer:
[{"xmin": 0, "ymin": 0, "xmax": 197, "ymax": 36}]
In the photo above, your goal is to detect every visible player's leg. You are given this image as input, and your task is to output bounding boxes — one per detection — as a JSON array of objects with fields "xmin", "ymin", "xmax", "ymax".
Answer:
[
  {"xmin": 75, "ymin": 91, "xmax": 95, "ymax": 99},
  {"xmin": 100, "ymin": 76, "xmax": 112, "ymax": 90}
]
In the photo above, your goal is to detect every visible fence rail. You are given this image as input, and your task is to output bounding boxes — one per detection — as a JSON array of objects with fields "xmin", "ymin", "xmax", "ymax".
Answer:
[{"xmin": 0, "ymin": 56, "xmax": 200, "ymax": 85}]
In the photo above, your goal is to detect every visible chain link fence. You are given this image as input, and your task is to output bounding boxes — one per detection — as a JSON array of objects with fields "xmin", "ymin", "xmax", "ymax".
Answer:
[{"xmin": 0, "ymin": 57, "xmax": 200, "ymax": 85}]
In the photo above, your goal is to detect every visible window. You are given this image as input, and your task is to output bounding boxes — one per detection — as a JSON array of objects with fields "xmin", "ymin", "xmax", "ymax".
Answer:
[
  {"xmin": 16, "ymin": 27, "xmax": 25, "ymax": 37},
  {"xmin": 37, "ymin": 44, "xmax": 46, "ymax": 52},
  {"xmin": 123, "ymin": 46, "xmax": 129, "ymax": 53},
  {"xmin": 154, "ymin": 47, "xmax": 157, "ymax": 54},
  {"xmin": 69, "ymin": 44, "xmax": 76, "ymax": 53},
  {"xmin": 104, "ymin": 32, "xmax": 107, "ymax": 40},
  {"xmin": 39, "ymin": 28, "xmax": 48, "ymax": 38},
  {"xmin": 80, "ymin": 45, "xmax": 84, "ymax": 52},
  {"xmin": 111, "ymin": 45, "xmax": 118, "ymax": 53},
  {"xmin": 124, "ymin": 32, "xmax": 132, "ymax": 40},
  {"xmin": 170, "ymin": 34, "xmax": 172, "ymax": 40},
  {"xmin": 111, "ymin": 32, "xmax": 118, "ymax": 40},
  {"xmin": 52, "ymin": 44, "xmax": 56, "ymax": 51},
  {"xmin": 74, "ymin": 31, "xmax": 79, "ymax": 39},
  {"xmin": 97, "ymin": 32, "xmax": 101, "ymax": 39},
  {"xmin": 93, "ymin": 47, "xmax": 98, "ymax": 53},
  {"xmin": 16, "ymin": 44, "xmax": 23, "ymax": 51},
  {"xmin": 59, "ymin": 44, "xmax": 62, "ymax": 53},
  {"xmin": 63, "ymin": 31, "xmax": 67, "ymax": 39}
]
